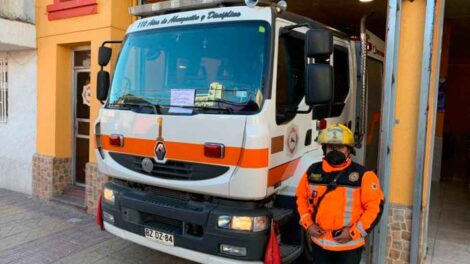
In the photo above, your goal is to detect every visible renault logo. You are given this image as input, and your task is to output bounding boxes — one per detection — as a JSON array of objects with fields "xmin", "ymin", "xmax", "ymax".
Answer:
[{"xmin": 155, "ymin": 141, "xmax": 166, "ymax": 161}]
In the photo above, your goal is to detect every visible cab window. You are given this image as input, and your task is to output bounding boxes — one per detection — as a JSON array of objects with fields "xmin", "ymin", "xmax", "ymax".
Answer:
[
  {"xmin": 331, "ymin": 45, "xmax": 350, "ymax": 116},
  {"xmin": 276, "ymin": 31, "xmax": 305, "ymax": 125}
]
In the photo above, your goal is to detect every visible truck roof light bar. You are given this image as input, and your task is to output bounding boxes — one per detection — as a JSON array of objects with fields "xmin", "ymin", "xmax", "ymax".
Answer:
[{"xmin": 130, "ymin": 0, "xmax": 276, "ymax": 17}]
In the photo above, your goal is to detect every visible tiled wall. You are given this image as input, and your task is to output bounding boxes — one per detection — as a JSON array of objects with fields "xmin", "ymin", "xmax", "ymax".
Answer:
[
  {"xmin": 387, "ymin": 204, "xmax": 413, "ymax": 263},
  {"xmin": 85, "ymin": 162, "xmax": 109, "ymax": 214},
  {"xmin": 32, "ymin": 153, "xmax": 71, "ymax": 200}
]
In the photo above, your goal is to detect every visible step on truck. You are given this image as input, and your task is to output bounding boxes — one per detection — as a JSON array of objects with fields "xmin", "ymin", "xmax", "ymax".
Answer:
[{"xmin": 94, "ymin": 0, "xmax": 385, "ymax": 263}]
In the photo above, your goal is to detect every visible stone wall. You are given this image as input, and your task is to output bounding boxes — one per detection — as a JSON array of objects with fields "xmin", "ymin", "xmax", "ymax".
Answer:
[
  {"xmin": 32, "ymin": 153, "xmax": 71, "ymax": 200},
  {"xmin": 85, "ymin": 162, "xmax": 109, "ymax": 214},
  {"xmin": 387, "ymin": 204, "xmax": 413, "ymax": 264}
]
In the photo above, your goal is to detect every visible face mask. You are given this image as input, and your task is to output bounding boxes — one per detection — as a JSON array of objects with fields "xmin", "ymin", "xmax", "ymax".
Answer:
[{"xmin": 325, "ymin": 150, "xmax": 347, "ymax": 165}]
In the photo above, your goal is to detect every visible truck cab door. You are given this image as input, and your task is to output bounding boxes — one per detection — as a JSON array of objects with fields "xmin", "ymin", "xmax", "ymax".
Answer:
[{"xmin": 267, "ymin": 19, "xmax": 318, "ymax": 193}]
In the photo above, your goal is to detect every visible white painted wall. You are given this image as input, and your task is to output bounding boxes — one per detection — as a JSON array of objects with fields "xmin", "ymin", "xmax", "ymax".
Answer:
[
  {"xmin": 0, "ymin": 18, "xmax": 36, "ymax": 51},
  {"xmin": 0, "ymin": 0, "xmax": 35, "ymax": 52},
  {"xmin": 0, "ymin": 50, "xmax": 36, "ymax": 194},
  {"xmin": 0, "ymin": 0, "xmax": 34, "ymax": 23}
]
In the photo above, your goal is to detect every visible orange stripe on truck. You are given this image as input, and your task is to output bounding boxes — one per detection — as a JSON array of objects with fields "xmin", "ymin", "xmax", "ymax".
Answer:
[
  {"xmin": 268, "ymin": 158, "xmax": 300, "ymax": 187},
  {"xmin": 101, "ymin": 135, "xmax": 269, "ymax": 168}
]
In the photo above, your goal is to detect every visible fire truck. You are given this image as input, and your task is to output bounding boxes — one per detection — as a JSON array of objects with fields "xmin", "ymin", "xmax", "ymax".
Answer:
[{"xmin": 95, "ymin": 0, "xmax": 385, "ymax": 263}]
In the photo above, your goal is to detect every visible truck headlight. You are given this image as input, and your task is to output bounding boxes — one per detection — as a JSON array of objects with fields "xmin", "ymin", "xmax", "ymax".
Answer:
[
  {"xmin": 217, "ymin": 216, "xmax": 268, "ymax": 232},
  {"xmin": 103, "ymin": 187, "xmax": 115, "ymax": 205}
]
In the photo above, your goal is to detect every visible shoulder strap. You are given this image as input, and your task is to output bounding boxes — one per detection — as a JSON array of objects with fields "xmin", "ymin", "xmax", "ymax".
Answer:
[
  {"xmin": 306, "ymin": 162, "xmax": 322, "ymax": 176},
  {"xmin": 312, "ymin": 171, "xmax": 344, "ymax": 225}
]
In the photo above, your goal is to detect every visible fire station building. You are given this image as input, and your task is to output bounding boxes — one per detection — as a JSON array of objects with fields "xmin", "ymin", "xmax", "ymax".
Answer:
[{"xmin": 31, "ymin": 0, "xmax": 469, "ymax": 263}]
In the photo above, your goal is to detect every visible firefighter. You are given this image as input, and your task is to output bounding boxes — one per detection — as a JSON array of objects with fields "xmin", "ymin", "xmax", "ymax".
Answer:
[{"xmin": 296, "ymin": 124, "xmax": 384, "ymax": 264}]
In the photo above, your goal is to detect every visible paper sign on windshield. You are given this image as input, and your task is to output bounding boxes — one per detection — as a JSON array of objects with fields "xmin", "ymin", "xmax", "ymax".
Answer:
[{"xmin": 169, "ymin": 89, "xmax": 195, "ymax": 114}]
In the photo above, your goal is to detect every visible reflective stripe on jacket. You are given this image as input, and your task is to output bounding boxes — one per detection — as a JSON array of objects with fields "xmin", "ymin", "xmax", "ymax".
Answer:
[{"xmin": 296, "ymin": 159, "xmax": 384, "ymax": 251}]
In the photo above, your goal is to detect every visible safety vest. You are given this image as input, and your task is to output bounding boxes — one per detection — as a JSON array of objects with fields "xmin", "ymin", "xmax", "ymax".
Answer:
[{"xmin": 296, "ymin": 159, "xmax": 384, "ymax": 251}]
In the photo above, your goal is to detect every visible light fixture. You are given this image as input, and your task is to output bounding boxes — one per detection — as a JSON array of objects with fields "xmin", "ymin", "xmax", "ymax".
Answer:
[
  {"xmin": 244, "ymin": 0, "xmax": 258, "ymax": 8},
  {"xmin": 220, "ymin": 244, "xmax": 247, "ymax": 257},
  {"xmin": 103, "ymin": 212, "xmax": 115, "ymax": 223},
  {"xmin": 359, "ymin": 0, "xmax": 374, "ymax": 2},
  {"xmin": 276, "ymin": 0, "xmax": 287, "ymax": 12},
  {"xmin": 103, "ymin": 187, "xmax": 115, "ymax": 205},
  {"xmin": 217, "ymin": 215, "xmax": 268, "ymax": 232},
  {"xmin": 109, "ymin": 134, "xmax": 124, "ymax": 147}
]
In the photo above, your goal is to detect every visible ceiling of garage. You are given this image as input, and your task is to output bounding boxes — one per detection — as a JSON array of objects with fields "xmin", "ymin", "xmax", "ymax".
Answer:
[
  {"xmin": 286, "ymin": 0, "xmax": 387, "ymax": 39},
  {"xmin": 444, "ymin": 0, "xmax": 470, "ymax": 60},
  {"xmin": 286, "ymin": 0, "xmax": 470, "ymax": 60},
  {"xmin": 445, "ymin": 0, "xmax": 470, "ymax": 18}
]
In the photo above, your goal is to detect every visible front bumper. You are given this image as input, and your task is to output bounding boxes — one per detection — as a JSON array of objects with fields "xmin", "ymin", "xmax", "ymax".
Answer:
[
  {"xmin": 102, "ymin": 181, "xmax": 269, "ymax": 262},
  {"xmin": 104, "ymin": 223, "xmax": 262, "ymax": 264}
]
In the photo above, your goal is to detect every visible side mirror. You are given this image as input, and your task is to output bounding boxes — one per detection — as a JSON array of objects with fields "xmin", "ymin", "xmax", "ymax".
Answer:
[
  {"xmin": 98, "ymin": 46, "xmax": 112, "ymax": 67},
  {"xmin": 305, "ymin": 63, "xmax": 334, "ymax": 105},
  {"xmin": 305, "ymin": 29, "xmax": 333, "ymax": 57},
  {"xmin": 97, "ymin": 70, "xmax": 110, "ymax": 101}
]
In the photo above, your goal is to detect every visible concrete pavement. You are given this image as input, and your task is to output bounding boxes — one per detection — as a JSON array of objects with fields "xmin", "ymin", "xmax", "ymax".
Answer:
[{"xmin": 0, "ymin": 189, "xmax": 194, "ymax": 264}]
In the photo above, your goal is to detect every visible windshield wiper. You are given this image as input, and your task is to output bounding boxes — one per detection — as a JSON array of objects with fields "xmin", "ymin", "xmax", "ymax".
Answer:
[
  {"xmin": 108, "ymin": 94, "xmax": 160, "ymax": 114},
  {"xmin": 192, "ymin": 105, "xmax": 234, "ymax": 114},
  {"xmin": 156, "ymin": 104, "xmax": 234, "ymax": 114},
  {"xmin": 202, "ymin": 98, "xmax": 260, "ymax": 112},
  {"xmin": 110, "ymin": 102, "xmax": 160, "ymax": 114},
  {"xmin": 107, "ymin": 92, "xmax": 260, "ymax": 114}
]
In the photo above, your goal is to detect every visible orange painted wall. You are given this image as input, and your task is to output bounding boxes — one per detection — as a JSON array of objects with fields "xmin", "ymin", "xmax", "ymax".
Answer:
[
  {"xmin": 36, "ymin": 0, "xmax": 134, "ymax": 38},
  {"xmin": 421, "ymin": 1, "xmax": 445, "ymax": 260},
  {"xmin": 36, "ymin": 41, "xmax": 59, "ymax": 156},
  {"xmin": 36, "ymin": 0, "xmax": 136, "ymax": 158},
  {"xmin": 389, "ymin": 0, "xmax": 426, "ymax": 206}
]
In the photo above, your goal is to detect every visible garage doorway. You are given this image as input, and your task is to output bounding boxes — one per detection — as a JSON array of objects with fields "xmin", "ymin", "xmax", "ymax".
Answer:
[
  {"xmin": 283, "ymin": 1, "xmax": 387, "ymax": 263},
  {"xmin": 426, "ymin": 1, "xmax": 470, "ymax": 262}
]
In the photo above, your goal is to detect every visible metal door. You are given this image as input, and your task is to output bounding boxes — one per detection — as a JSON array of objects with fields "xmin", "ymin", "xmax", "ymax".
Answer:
[{"xmin": 73, "ymin": 49, "xmax": 91, "ymax": 185}]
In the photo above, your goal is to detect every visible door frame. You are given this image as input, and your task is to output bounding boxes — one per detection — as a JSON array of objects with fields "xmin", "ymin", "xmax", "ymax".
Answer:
[{"xmin": 72, "ymin": 46, "xmax": 91, "ymax": 187}]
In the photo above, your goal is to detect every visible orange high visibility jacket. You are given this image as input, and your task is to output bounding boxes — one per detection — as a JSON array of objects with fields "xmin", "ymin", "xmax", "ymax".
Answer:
[{"xmin": 296, "ymin": 159, "xmax": 384, "ymax": 251}]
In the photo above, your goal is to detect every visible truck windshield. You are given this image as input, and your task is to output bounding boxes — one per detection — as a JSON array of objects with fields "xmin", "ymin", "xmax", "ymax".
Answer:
[{"xmin": 108, "ymin": 21, "xmax": 270, "ymax": 114}]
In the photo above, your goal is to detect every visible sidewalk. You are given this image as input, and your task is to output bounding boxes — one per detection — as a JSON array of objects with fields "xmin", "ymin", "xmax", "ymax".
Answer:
[{"xmin": 0, "ymin": 189, "xmax": 194, "ymax": 264}]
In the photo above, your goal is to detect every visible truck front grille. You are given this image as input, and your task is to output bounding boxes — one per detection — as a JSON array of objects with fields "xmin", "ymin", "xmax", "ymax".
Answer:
[
  {"xmin": 142, "ymin": 212, "xmax": 184, "ymax": 235},
  {"xmin": 109, "ymin": 152, "xmax": 230, "ymax": 181}
]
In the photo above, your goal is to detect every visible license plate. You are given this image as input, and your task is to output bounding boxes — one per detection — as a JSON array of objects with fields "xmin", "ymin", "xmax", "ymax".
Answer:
[{"xmin": 144, "ymin": 228, "xmax": 174, "ymax": 246}]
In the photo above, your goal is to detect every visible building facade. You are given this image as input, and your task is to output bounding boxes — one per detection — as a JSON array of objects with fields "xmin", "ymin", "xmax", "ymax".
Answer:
[
  {"xmin": 34, "ymin": 0, "xmax": 135, "ymax": 211},
  {"xmin": 33, "ymin": 0, "xmax": 453, "ymax": 264},
  {"xmin": 0, "ymin": 0, "xmax": 37, "ymax": 194}
]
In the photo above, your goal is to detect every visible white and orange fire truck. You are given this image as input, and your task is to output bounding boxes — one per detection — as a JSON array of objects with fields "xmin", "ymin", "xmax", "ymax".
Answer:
[{"xmin": 94, "ymin": 0, "xmax": 385, "ymax": 263}]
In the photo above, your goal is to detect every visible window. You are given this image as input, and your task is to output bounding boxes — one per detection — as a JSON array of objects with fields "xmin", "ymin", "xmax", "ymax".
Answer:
[
  {"xmin": 0, "ymin": 56, "xmax": 7, "ymax": 123},
  {"xmin": 276, "ymin": 32, "xmax": 305, "ymax": 124},
  {"xmin": 331, "ymin": 45, "xmax": 350, "ymax": 116},
  {"xmin": 109, "ymin": 22, "xmax": 270, "ymax": 115}
]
